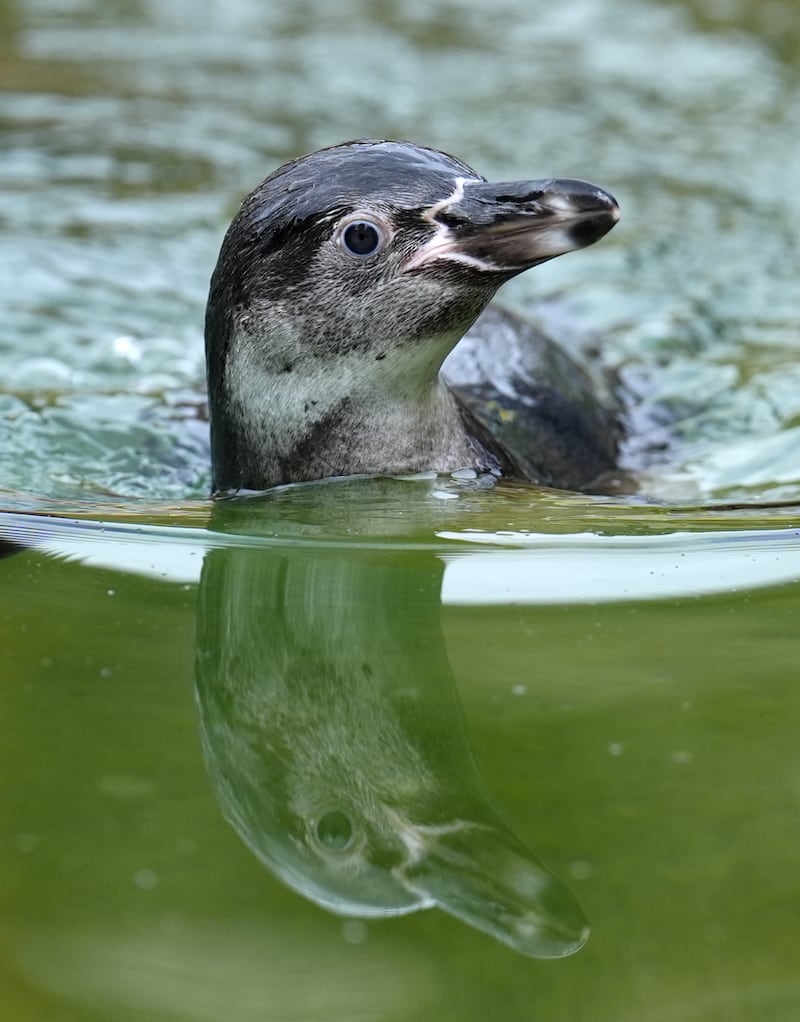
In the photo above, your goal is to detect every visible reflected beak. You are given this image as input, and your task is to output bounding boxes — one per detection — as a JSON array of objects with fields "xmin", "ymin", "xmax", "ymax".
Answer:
[
  {"xmin": 404, "ymin": 176, "xmax": 620, "ymax": 275},
  {"xmin": 397, "ymin": 818, "xmax": 590, "ymax": 958}
]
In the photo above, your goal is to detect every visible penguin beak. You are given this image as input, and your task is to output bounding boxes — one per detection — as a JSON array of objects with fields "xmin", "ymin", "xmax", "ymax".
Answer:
[
  {"xmin": 403, "ymin": 177, "xmax": 620, "ymax": 275},
  {"xmin": 397, "ymin": 817, "xmax": 590, "ymax": 958}
]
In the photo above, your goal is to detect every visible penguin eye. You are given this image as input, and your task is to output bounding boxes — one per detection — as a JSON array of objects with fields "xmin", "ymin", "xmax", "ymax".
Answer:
[
  {"xmin": 341, "ymin": 220, "xmax": 383, "ymax": 256},
  {"xmin": 313, "ymin": 810, "xmax": 354, "ymax": 851}
]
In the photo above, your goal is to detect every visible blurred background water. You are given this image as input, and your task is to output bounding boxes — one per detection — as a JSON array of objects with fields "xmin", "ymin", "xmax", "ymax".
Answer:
[
  {"xmin": 2, "ymin": 1, "xmax": 800, "ymax": 1020},
  {"xmin": 1, "ymin": 0, "xmax": 800, "ymax": 505}
]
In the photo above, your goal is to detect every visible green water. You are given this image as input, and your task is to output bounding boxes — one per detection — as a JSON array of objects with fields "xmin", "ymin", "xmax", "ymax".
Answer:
[
  {"xmin": 2, "ymin": 492, "xmax": 799, "ymax": 1020},
  {"xmin": 2, "ymin": 0, "xmax": 800, "ymax": 1018}
]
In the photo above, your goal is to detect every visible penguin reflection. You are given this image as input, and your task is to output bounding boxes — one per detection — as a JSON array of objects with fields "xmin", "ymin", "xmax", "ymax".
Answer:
[{"xmin": 195, "ymin": 542, "xmax": 587, "ymax": 958}]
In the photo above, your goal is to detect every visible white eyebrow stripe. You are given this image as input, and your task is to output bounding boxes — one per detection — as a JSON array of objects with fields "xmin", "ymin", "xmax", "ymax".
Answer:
[
  {"xmin": 420, "ymin": 175, "xmax": 477, "ymax": 224},
  {"xmin": 404, "ymin": 174, "xmax": 503, "ymax": 273}
]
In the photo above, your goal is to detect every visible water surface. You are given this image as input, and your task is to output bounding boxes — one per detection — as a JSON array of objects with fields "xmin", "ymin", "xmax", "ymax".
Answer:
[{"xmin": 1, "ymin": 0, "xmax": 800, "ymax": 1019}]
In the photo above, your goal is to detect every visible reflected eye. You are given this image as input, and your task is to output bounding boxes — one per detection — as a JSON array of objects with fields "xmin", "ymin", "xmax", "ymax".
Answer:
[
  {"xmin": 342, "ymin": 221, "xmax": 383, "ymax": 256},
  {"xmin": 315, "ymin": 810, "xmax": 354, "ymax": 851}
]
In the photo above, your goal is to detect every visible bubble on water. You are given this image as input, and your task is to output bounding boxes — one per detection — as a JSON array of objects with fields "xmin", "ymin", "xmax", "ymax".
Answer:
[
  {"xmin": 133, "ymin": 868, "xmax": 159, "ymax": 890},
  {"xmin": 341, "ymin": 920, "xmax": 368, "ymax": 944},
  {"xmin": 97, "ymin": 774, "xmax": 155, "ymax": 799},
  {"xmin": 111, "ymin": 335, "xmax": 143, "ymax": 363},
  {"xmin": 16, "ymin": 833, "xmax": 39, "ymax": 854},
  {"xmin": 569, "ymin": 860, "xmax": 593, "ymax": 880}
]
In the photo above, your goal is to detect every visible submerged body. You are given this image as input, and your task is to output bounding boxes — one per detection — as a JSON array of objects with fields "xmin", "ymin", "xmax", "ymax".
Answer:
[{"xmin": 205, "ymin": 140, "xmax": 620, "ymax": 493}]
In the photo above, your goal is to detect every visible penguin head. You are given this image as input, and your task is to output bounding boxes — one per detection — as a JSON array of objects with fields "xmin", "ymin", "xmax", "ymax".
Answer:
[
  {"xmin": 207, "ymin": 138, "xmax": 618, "ymax": 362},
  {"xmin": 205, "ymin": 139, "xmax": 619, "ymax": 490}
]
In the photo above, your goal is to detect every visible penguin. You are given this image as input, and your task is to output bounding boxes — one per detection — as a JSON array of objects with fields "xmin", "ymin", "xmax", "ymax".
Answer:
[
  {"xmin": 205, "ymin": 139, "xmax": 620, "ymax": 494},
  {"xmin": 195, "ymin": 538, "xmax": 590, "ymax": 958}
]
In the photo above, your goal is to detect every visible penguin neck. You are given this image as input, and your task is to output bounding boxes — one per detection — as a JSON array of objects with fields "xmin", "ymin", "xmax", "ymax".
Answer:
[{"xmin": 213, "ymin": 326, "xmax": 486, "ymax": 491}]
